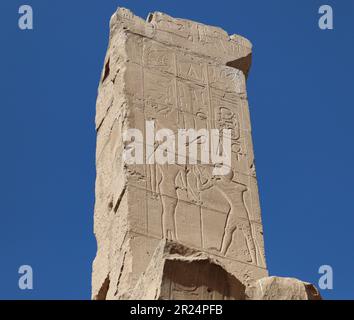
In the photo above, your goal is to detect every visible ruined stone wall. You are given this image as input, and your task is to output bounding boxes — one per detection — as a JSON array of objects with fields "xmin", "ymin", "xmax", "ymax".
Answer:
[{"xmin": 92, "ymin": 7, "xmax": 268, "ymax": 300}]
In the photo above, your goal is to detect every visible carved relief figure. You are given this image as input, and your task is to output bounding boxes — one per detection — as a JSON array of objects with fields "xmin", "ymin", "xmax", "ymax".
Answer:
[
  {"xmin": 174, "ymin": 166, "xmax": 204, "ymax": 247},
  {"xmin": 196, "ymin": 168, "xmax": 256, "ymax": 263},
  {"xmin": 215, "ymin": 171, "xmax": 256, "ymax": 262},
  {"xmin": 156, "ymin": 165, "xmax": 181, "ymax": 241}
]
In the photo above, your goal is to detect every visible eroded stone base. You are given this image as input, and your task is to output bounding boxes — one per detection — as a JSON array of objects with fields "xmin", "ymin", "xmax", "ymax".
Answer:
[
  {"xmin": 129, "ymin": 240, "xmax": 246, "ymax": 300},
  {"xmin": 246, "ymin": 276, "xmax": 322, "ymax": 300}
]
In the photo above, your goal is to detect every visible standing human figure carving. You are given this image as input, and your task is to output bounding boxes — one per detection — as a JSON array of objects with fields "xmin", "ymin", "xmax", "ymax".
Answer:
[{"xmin": 196, "ymin": 167, "xmax": 257, "ymax": 263}]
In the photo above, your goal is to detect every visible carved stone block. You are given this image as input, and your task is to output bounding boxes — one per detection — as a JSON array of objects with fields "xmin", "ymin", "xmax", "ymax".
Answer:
[{"xmin": 92, "ymin": 7, "xmax": 268, "ymax": 300}]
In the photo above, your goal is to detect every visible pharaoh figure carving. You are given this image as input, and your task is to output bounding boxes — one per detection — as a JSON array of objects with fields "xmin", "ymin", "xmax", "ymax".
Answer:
[{"xmin": 92, "ymin": 8, "xmax": 268, "ymax": 300}]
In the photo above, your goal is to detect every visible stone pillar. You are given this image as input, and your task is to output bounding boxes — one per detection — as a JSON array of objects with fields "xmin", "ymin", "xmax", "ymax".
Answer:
[{"xmin": 92, "ymin": 7, "xmax": 268, "ymax": 300}]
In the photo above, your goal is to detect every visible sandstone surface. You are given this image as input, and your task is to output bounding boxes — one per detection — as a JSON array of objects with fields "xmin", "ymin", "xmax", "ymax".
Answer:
[{"xmin": 92, "ymin": 7, "xmax": 320, "ymax": 301}]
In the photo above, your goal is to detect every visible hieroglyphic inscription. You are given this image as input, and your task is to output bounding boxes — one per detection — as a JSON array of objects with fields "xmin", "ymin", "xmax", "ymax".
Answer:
[{"xmin": 121, "ymin": 35, "xmax": 266, "ymax": 267}]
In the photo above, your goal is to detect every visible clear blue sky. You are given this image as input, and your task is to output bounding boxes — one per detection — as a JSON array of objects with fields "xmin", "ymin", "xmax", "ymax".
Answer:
[{"xmin": 0, "ymin": 0, "xmax": 353, "ymax": 300}]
